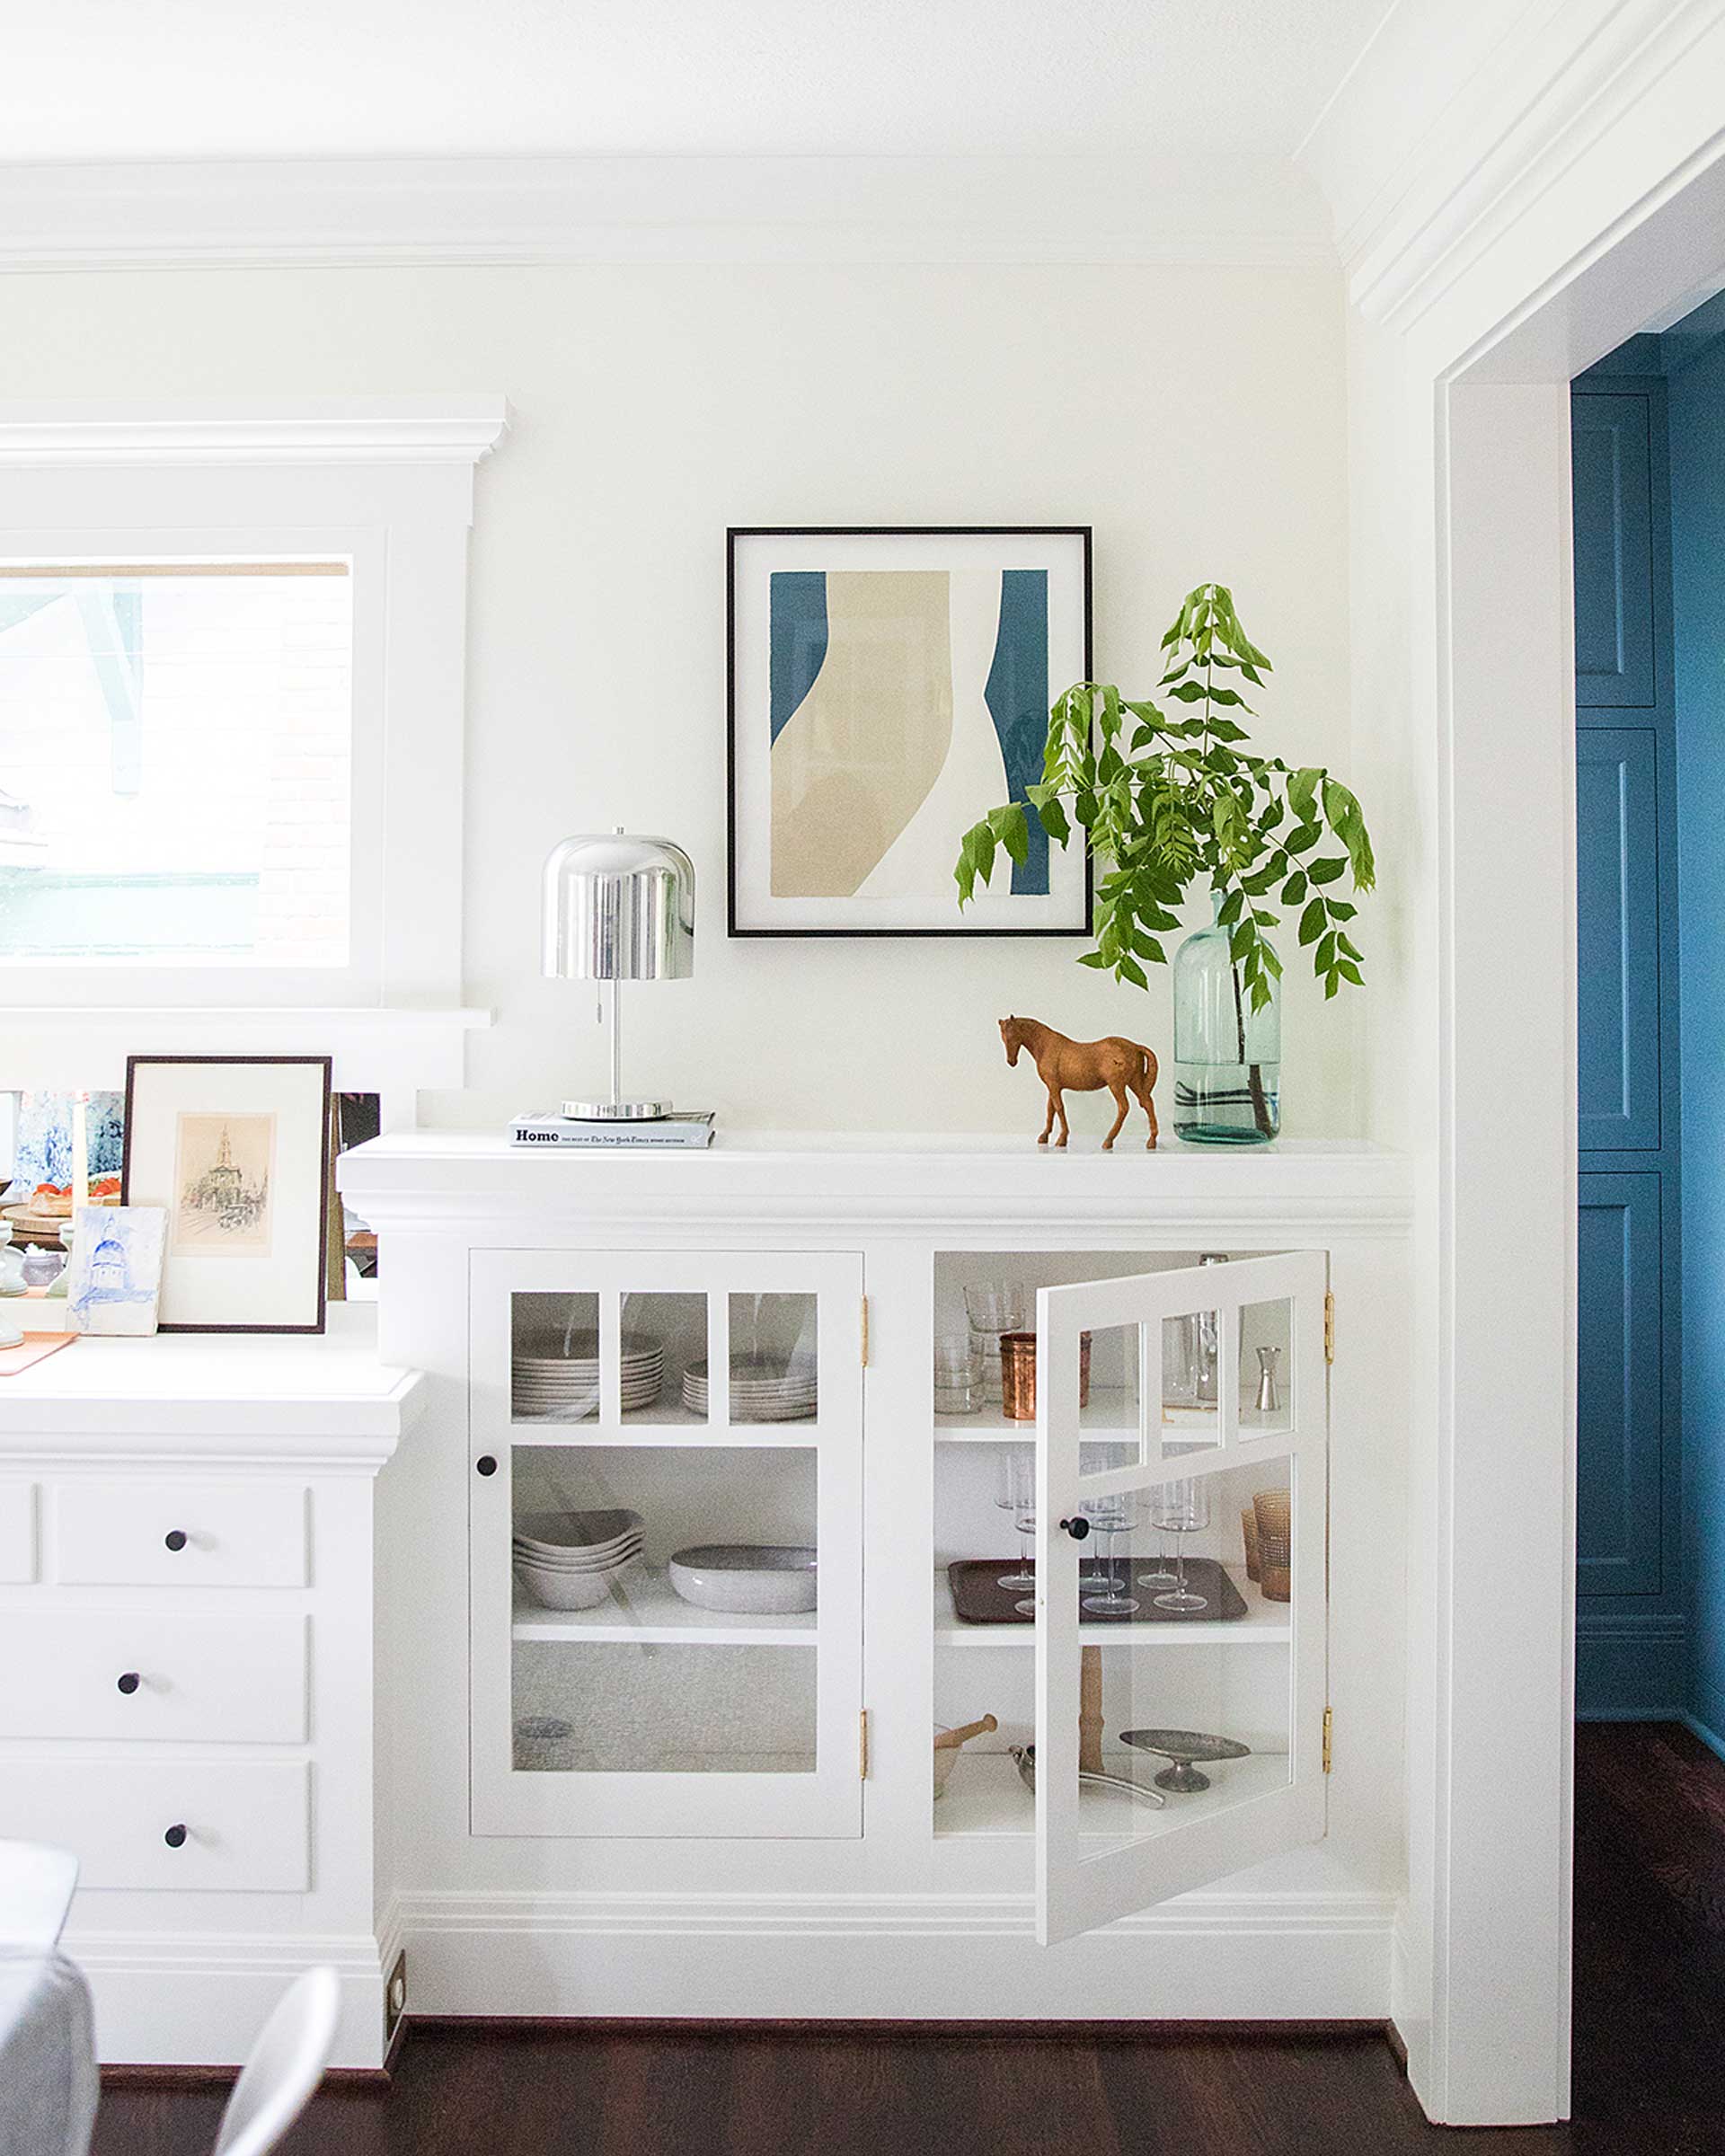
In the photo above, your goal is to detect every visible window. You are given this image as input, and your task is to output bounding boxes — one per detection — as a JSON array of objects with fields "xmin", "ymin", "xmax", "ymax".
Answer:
[{"xmin": 0, "ymin": 561, "xmax": 353, "ymax": 967}]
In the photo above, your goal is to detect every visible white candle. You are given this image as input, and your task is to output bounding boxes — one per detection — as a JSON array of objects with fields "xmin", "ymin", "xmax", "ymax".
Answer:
[{"xmin": 71, "ymin": 1092, "xmax": 89, "ymax": 1215}]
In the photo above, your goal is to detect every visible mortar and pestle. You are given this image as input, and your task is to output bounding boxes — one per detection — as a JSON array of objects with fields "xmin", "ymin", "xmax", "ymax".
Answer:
[{"xmin": 932, "ymin": 1714, "xmax": 998, "ymax": 1800}]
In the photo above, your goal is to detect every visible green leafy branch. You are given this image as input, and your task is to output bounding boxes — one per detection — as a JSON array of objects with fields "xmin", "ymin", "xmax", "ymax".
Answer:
[{"xmin": 954, "ymin": 582, "xmax": 1376, "ymax": 1010}]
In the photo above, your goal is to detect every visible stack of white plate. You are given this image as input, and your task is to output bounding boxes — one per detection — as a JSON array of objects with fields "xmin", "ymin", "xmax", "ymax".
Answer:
[
  {"xmin": 682, "ymin": 1355, "xmax": 818, "ymax": 1422},
  {"xmin": 513, "ymin": 1507, "xmax": 644, "ymax": 1609},
  {"xmin": 512, "ymin": 1330, "xmax": 664, "ymax": 1418}
]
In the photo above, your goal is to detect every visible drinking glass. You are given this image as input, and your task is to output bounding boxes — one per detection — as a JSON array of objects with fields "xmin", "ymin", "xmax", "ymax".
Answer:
[
  {"xmin": 1080, "ymin": 1494, "xmax": 1140, "ymax": 1615},
  {"xmin": 966, "ymin": 1281, "xmax": 1026, "ymax": 1401},
  {"xmin": 994, "ymin": 1447, "xmax": 1037, "ymax": 1613},
  {"xmin": 1149, "ymin": 1477, "xmax": 1212, "ymax": 1613},
  {"xmin": 933, "ymin": 1334, "xmax": 982, "ymax": 1415}
]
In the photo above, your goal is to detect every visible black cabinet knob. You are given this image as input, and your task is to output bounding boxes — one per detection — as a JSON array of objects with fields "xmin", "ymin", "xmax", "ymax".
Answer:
[
  {"xmin": 475, "ymin": 1455, "xmax": 498, "ymax": 1477},
  {"xmin": 116, "ymin": 1671, "xmax": 141, "ymax": 1694},
  {"xmin": 163, "ymin": 1825, "xmax": 187, "ymax": 1850},
  {"xmin": 164, "ymin": 1530, "xmax": 188, "ymax": 1552},
  {"xmin": 1058, "ymin": 1516, "xmax": 1091, "ymax": 1541}
]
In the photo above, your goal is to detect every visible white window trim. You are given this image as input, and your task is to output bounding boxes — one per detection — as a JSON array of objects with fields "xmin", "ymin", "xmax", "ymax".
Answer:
[{"xmin": 0, "ymin": 399, "xmax": 506, "ymax": 1114}]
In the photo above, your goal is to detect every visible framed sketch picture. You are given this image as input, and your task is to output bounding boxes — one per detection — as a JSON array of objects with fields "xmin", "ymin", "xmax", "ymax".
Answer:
[
  {"xmin": 728, "ymin": 526, "xmax": 1092, "ymax": 935},
  {"xmin": 121, "ymin": 1056, "xmax": 332, "ymax": 1333}
]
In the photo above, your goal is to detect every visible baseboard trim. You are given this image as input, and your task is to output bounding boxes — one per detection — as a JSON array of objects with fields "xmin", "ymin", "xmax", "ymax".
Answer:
[
  {"xmin": 395, "ymin": 1885, "xmax": 1397, "ymax": 1940},
  {"xmin": 63, "ymin": 1927, "xmax": 392, "ymax": 2072},
  {"xmin": 394, "ymin": 1887, "xmax": 1396, "ymax": 2022},
  {"xmin": 404, "ymin": 2011, "xmax": 1394, "ymax": 2041},
  {"xmin": 101, "ymin": 2063, "xmax": 390, "ymax": 2090},
  {"xmin": 1681, "ymin": 1710, "xmax": 1725, "ymax": 1766}
]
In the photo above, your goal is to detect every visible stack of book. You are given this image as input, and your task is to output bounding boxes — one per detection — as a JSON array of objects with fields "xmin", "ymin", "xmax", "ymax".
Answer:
[{"xmin": 509, "ymin": 1112, "xmax": 715, "ymax": 1151}]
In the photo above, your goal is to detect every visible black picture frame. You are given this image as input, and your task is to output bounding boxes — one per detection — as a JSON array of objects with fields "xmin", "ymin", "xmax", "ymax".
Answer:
[
  {"xmin": 121, "ymin": 1054, "xmax": 332, "ymax": 1335},
  {"xmin": 727, "ymin": 526, "xmax": 1093, "ymax": 938}
]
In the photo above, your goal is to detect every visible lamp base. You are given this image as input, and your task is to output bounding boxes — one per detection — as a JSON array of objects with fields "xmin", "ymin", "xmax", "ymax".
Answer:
[{"xmin": 562, "ymin": 1097, "xmax": 673, "ymax": 1123}]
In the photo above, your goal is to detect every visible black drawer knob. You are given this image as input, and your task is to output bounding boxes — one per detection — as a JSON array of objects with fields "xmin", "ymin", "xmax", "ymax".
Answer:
[
  {"xmin": 475, "ymin": 1455, "xmax": 498, "ymax": 1477},
  {"xmin": 116, "ymin": 1671, "xmax": 141, "ymax": 1695},
  {"xmin": 163, "ymin": 1825, "xmax": 187, "ymax": 1850},
  {"xmin": 164, "ymin": 1530, "xmax": 188, "ymax": 1552},
  {"xmin": 1057, "ymin": 1517, "xmax": 1091, "ymax": 1541}
]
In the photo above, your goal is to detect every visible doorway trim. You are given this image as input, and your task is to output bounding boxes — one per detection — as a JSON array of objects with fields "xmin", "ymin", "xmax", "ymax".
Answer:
[{"xmin": 1333, "ymin": 11, "xmax": 1725, "ymax": 2124}]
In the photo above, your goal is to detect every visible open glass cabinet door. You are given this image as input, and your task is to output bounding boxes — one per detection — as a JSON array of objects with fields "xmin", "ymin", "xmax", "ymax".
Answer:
[{"xmin": 1032, "ymin": 1250, "xmax": 1328, "ymax": 1946}]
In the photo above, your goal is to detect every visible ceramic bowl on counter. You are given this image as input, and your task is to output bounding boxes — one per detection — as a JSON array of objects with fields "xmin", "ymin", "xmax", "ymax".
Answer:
[{"xmin": 667, "ymin": 1544, "xmax": 817, "ymax": 1614}]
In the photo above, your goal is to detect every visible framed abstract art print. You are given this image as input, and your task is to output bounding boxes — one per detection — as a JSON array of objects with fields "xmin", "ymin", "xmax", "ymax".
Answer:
[
  {"xmin": 121, "ymin": 1055, "xmax": 332, "ymax": 1333},
  {"xmin": 727, "ymin": 526, "xmax": 1092, "ymax": 935}
]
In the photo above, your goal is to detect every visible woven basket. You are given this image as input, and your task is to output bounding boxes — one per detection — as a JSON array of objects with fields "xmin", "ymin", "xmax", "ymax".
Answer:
[
  {"xmin": 1252, "ymin": 1489, "xmax": 1292, "ymax": 1603},
  {"xmin": 1241, "ymin": 1505, "xmax": 1261, "ymax": 1583}
]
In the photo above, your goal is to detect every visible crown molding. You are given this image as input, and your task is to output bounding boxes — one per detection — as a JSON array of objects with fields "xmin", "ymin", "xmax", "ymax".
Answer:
[
  {"xmin": 1299, "ymin": 0, "xmax": 1725, "ymax": 328},
  {"xmin": 0, "ymin": 397, "xmax": 510, "ymax": 465},
  {"xmin": 0, "ymin": 154, "xmax": 1335, "ymax": 272}
]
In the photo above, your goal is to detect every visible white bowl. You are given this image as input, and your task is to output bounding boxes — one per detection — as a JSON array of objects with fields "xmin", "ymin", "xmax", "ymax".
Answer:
[
  {"xmin": 514, "ymin": 1552, "xmax": 639, "ymax": 1609},
  {"xmin": 667, "ymin": 1544, "xmax": 817, "ymax": 1614},
  {"xmin": 510, "ymin": 1542, "xmax": 642, "ymax": 1571},
  {"xmin": 514, "ymin": 1508, "xmax": 642, "ymax": 1551}
]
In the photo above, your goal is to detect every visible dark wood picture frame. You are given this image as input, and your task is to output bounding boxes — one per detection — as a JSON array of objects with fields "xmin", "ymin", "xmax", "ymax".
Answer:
[
  {"xmin": 121, "ymin": 1054, "xmax": 332, "ymax": 1335},
  {"xmin": 726, "ymin": 526, "xmax": 1094, "ymax": 938}
]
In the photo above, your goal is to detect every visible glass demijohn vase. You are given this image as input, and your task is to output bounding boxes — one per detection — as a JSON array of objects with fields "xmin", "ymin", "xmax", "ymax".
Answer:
[{"xmin": 1172, "ymin": 893, "xmax": 1281, "ymax": 1144}]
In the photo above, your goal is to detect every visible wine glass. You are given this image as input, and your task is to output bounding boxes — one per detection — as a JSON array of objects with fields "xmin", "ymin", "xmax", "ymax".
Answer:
[
  {"xmin": 1149, "ymin": 1477, "xmax": 1211, "ymax": 1613},
  {"xmin": 994, "ymin": 1446, "xmax": 1037, "ymax": 1613},
  {"xmin": 1136, "ymin": 1526, "xmax": 1178, "ymax": 1590},
  {"xmin": 1080, "ymin": 1494, "xmax": 1140, "ymax": 1615},
  {"xmin": 1079, "ymin": 1440, "xmax": 1130, "ymax": 1591}
]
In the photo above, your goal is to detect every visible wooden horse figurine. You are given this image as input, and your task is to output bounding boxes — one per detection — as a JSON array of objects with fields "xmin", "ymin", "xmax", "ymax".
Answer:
[{"xmin": 999, "ymin": 1015, "xmax": 1159, "ymax": 1151}]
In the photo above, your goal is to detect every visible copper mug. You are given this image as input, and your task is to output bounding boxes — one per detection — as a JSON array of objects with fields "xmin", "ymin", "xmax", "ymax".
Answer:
[{"xmin": 999, "ymin": 1331, "xmax": 1092, "ymax": 1421}]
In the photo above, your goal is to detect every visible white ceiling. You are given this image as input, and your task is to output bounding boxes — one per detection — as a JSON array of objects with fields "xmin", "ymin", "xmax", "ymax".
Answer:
[{"xmin": 6, "ymin": 0, "xmax": 1398, "ymax": 164}]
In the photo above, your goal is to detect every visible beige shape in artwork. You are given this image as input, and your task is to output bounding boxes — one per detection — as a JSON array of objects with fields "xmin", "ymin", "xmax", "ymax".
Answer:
[
  {"xmin": 770, "ymin": 570, "xmax": 953, "ymax": 898},
  {"xmin": 172, "ymin": 1111, "xmax": 277, "ymax": 1255}
]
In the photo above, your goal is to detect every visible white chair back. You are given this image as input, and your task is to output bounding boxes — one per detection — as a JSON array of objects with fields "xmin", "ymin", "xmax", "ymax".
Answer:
[
  {"xmin": 213, "ymin": 1966, "xmax": 341, "ymax": 2156},
  {"xmin": 0, "ymin": 1840, "xmax": 78, "ymax": 1948}
]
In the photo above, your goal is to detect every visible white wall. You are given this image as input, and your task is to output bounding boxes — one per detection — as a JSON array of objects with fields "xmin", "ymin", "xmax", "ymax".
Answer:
[{"xmin": 0, "ymin": 262, "xmax": 1358, "ymax": 1135}]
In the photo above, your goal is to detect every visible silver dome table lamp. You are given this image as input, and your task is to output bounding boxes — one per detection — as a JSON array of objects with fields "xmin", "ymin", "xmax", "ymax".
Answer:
[{"xmin": 543, "ymin": 830, "xmax": 694, "ymax": 1120}]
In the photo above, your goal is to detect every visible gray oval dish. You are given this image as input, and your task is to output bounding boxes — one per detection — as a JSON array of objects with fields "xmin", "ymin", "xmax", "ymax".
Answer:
[{"xmin": 668, "ymin": 1544, "xmax": 818, "ymax": 1615}]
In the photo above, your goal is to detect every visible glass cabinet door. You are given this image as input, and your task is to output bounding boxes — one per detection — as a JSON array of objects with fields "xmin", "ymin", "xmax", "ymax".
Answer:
[
  {"xmin": 1032, "ymin": 1251, "xmax": 1328, "ymax": 1944},
  {"xmin": 469, "ymin": 1249, "xmax": 863, "ymax": 1838}
]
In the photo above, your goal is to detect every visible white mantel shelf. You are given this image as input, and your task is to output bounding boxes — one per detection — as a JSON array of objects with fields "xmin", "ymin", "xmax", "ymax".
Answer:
[
  {"xmin": 0, "ymin": 1307, "xmax": 424, "ymax": 1454},
  {"xmin": 339, "ymin": 1132, "xmax": 1411, "ymax": 1239}
]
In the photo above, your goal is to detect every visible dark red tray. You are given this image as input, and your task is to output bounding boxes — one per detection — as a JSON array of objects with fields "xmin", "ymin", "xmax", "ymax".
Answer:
[{"xmin": 946, "ymin": 1556, "xmax": 1249, "ymax": 1625}]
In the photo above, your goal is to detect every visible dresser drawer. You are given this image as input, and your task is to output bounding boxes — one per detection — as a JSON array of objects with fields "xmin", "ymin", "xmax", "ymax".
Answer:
[
  {"xmin": 0, "ymin": 1611, "xmax": 307, "ymax": 1742},
  {"xmin": 54, "ymin": 1481, "xmax": 308, "ymax": 1587},
  {"xmin": 0, "ymin": 1480, "xmax": 37, "ymax": 1583},
  {"xmin": 1, "ymin": 1759, "xmax": 309, "ymax": 1891}
]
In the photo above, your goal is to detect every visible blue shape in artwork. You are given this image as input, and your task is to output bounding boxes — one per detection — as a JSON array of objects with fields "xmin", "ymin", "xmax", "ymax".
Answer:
[
  {"xmin": 769, "ymin": 572, "xmax": 828, "ymax": 745},
  {"xmin": 985, "ymin": 570, "xmax": 1050, "ymax": 896}
]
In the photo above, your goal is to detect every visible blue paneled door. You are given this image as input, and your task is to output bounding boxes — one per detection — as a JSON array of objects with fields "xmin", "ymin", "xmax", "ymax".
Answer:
[
  {"xmin": 1571, "ymin": 369, "xmax": 1678, "ymax": 1717},
  {"xmin": 1576, "ymin": 729, "xmax": 1660, "ymax": 1150},
  {"xmin": 1573, "ymin": 394, "xmax": 1656, "ymax": 709},
  {"xmin": 1577, "ymin": 1174, "xmax": 1664, "ymax": 1597}
]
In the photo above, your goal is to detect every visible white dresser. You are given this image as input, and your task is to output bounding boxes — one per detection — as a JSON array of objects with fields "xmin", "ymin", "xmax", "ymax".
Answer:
[{"xmin": 0, "ymin": 1312, "xmax": 423, "ymax": 2069}]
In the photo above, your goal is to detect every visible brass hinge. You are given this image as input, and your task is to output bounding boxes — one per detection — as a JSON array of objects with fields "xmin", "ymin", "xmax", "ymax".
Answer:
[
  {"xmin": 1322, "ymin": 1705, "xmax": 1333, "ymax": 1775},
  {"xmin": 859, "ymin": 1708, "xmax": 870, "ymax": 1780},
  {"xmin": 1323, "ymin": 1292, "xmax": 1335, "ymax": 1365},
  {"xmin": 860, "ymin": 1295, "xmax": 870, "ymax": 1367}
]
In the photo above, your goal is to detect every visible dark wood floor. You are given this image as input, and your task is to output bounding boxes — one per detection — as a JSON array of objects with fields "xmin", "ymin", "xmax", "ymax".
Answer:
[{"xmin": 92, "ymin": 1722, "xmax": 1725, "ymax": 2154}]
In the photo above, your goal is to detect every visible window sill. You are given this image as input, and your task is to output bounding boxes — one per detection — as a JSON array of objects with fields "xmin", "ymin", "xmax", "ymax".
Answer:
[{"xmin": 2, "ymin": 1005, "xmax": 491, "ymax": 1125}]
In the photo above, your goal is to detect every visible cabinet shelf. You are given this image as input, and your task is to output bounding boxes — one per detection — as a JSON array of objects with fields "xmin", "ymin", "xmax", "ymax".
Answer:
[
  {"xmin": 512, "ymin": 1573, "xmax": 819, "ymax": 1648},
  {"xmin": 932, "ymin": 1748, "xmax": 1294, "ymax": 1838},
  {"xmin": 933, "ymin": 1565, "xmax": 1290, "ymax": 1647},
  {"xmin": 509, "ymin": 1401, "xmax": 823, "ymax": 1448},
  {"xmin": 935, "ymin": 1387, "xmax": 1293, "ymax": 1446}
]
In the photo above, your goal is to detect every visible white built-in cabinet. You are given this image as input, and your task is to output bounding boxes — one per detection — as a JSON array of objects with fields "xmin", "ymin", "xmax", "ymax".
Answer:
[{"xmin": 454, "ymin": 1184, "xmax": 1333, "ymax": 1948}]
